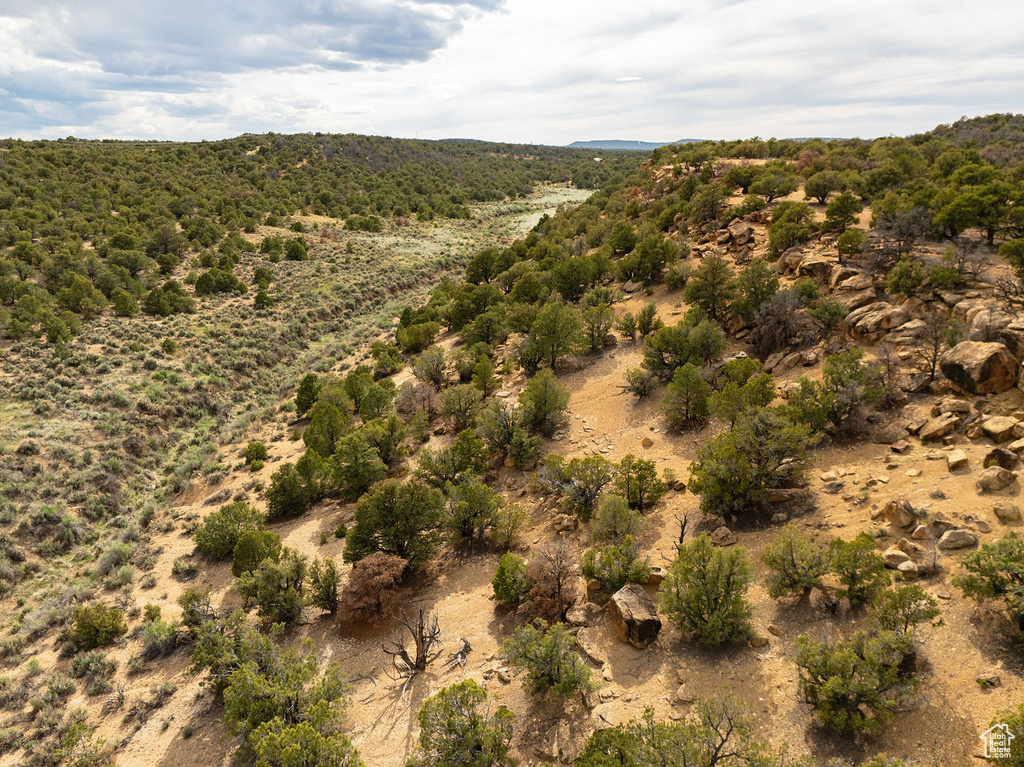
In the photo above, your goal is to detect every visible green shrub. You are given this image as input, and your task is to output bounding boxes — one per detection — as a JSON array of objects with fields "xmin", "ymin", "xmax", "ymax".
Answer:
[
  {"xmin": 874, "ymin": 584, "xmax": 941, "ymax": 635},
  {"xmin": 688, "ymin": 407, "xmax": 815, "ymax": 517},
  {"xmin": 232, "ymin": 529, "xmax": 282, "ymax": 577},
  {"xmin": 502, "ymin": 621, "xmax": 593, "ymax": 697},
  {"xmin": 492, "ymin": 553, "xmax": 531, "ymax": 610},
  {"xmin": 761, "ymin": 525, "xmax": 830, "ymax": 599},
  {"xmin": 409, "ymin": 680, "xmax": 514, "ymax": 767},
  {"xmin": 830, "ymin": 533, "xmax": 890, "ymax": 607},
  {"xmin": 194, "ymin": 501, "xmax": 265, "ymax": 560},
  {"xmin": 659, "ymin": 534, "xmax": 753, "ymax": 647},
  {"xmin": 614, "ymin": 454, "xmax": 665, "ymax": 512},
  {"xmin": 661, "ymin": 363, "xmax": 710, "ymax": 430},
  {"xmin": 795, "ymin": 630, "xmax": 915, "ymax": 733},
  {"xmin": 591, "ymin": 494, "xmax": 644, "ymax": 544},
  {"xmin": 244, "ymin": 441, "xmax": 268, "ymax": 465},
  {"xmin": 265, "ymin": 463, "xmax": 311, "ymax": 519},
  {"xmin": 67, "ymin": 604, "xmax": 127, "ymax": 652},
  {"xmin": 952, "ymin": 532, "xmax": 1024, "ymax": 644},
  {"xmin": 343, "ymin": 478, "xmax": 444, "ymax": 565},
  {"xmin": 582, "ymin": 537, "xmax": 650, "ymax": 594}
]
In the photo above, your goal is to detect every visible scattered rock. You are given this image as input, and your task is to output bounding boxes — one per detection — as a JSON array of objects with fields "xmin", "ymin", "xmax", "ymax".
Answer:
[
  {"xmin": 646, "ymin": 566, "xmax": 668, "ymax": 586},
  {"xmin": 622, "ymin": 280, "xmax": 642, "ymax": 293},
  {"xmin": 910, "ymin": 524, "xmax": 930, "ymax": 540},
  {"xmin": 591, "ymin": 703, "xmax": 616, "ymax": 730},
  {"xmin": 608, "ymin": 583, "xmax": 662, "ymax": 649},
  {"xmin": 497, "ymin": 669, "xmax": 512, "ymax": 684},
  {"xmin": 939, "ymin": 341, "xmax": 1020, "ymax": 395},
  {"xmin": 674, "ymin": 684, "xmax": 696, "ymax": 704},
  {"xmin": 946, "ymin": 449, "xmax": 969, "ymax": 472},
  {"xmin": 749, "ymin": 635, "xmax": 769, "ymax": 648},
  {"xmin": 982, "ymin": 416, "xmax": 1019, "ymax": 443},
  {"xmin": 977, "ymin": 672, "xmax": 1002, "ymax": 688},
  {"xmin": 936, "ymin": 589, "xmax": 952, "ymax": 599},
  {"xmin": 984, "ymin": 447, "xmax": 1019, "ymax": 470},
  {"xmin": 575, "ymin": 628, "xmax": 606, "ymax": 666},
  {"xmin": 641, "ymin": 437, "xmax": 654, "ymax": 448},
  {"xmin": 882, "ymin": 547, "xmax": 911, "ymax": 568},
  {"xmin": 993, "ymin": 501, "xmax": 1023, "ymax": 523},
  {"xmin": 883, "ymin": 497, "xmax": 918, "ymax": 528},
  {"xmin": 672, "ymin": 480, "xmax": 687, "ymax": 492},
  {"xmin": 906, "ymin": 468, "xmax": 922, "ymax": 477},
  {"xmin": 710, "ymin": 526, "xmax": 737, "ymax": 546},
  {"xmin": 976, "ymin": 466, "xmax": 1017, "ymax": 493},
  {"xmin": 938, "ymin": 529, "xmax": 979, "ymax": 550},
  {"xmin": 770, "ymin": 512, "xmax": 788, "ymax": 524},
  {"xmin": 919, "ymin": 413, "xmax": 961, "ymax": 441},
  {"xmin": 767, "ymin": 624, "xmax": 781, "ymax": 636},
  {"xmin": 897, "ymin": 561, "xmax": 920, "ymax": 579},
  {"xmin": 891, "ymin": 440, "xmax": 912, "ymax": 453}
]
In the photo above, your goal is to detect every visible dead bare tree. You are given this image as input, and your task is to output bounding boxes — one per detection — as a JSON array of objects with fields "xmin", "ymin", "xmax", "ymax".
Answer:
[
  {"xmin": 382, "ymin": 609, "xmax": 443, "ymax": 700},
  {"xmin": 913, "ymin": 308, "xmax": 951, "ymax": 381},
  {"xmin": 444, "ymin": 637, "xmax": 472, "ymax": 669},
  {"xmin": 674, "ymin": 513, "xmax": 689, "ymax": 547}
]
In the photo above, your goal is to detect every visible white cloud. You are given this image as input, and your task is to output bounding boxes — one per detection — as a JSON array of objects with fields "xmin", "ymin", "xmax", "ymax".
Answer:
[{"xmin": 2, "ymin": 0, "xmax": 1024, "ymax": 143}]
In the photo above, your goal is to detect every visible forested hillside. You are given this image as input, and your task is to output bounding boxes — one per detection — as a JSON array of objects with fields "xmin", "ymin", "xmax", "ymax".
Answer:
[
  {"xmin": 2, "ymin": 116, "xmax": 1024, "ymax": 767},
  {"xmin": 0, "ymin": 134, "xmax": 641, "ymax": 344}
]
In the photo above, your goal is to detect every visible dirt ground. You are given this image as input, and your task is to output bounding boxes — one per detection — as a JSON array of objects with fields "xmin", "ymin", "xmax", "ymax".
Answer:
[{"xmin": 103, "ymin": 281, "xmax": 1023, "ymax": 767}]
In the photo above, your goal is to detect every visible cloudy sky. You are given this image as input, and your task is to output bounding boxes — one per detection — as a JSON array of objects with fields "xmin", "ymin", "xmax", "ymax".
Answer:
[{"xmin": 2, "ymin": 0, "xmax": 1022, "ymax": 144}]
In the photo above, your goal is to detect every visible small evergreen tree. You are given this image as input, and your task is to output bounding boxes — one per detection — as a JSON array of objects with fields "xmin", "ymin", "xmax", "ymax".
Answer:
[
  {"xmin": 582, "ymin": 536, "xmax": 650, "ymax": 594},
  {"xmin": 795, "ymin": 630, "xmax": 915, "ymax": 734},
  {"xmin": 194, "ymin": 501, "xmax": 265, "ymax": 560},
  {"xmin": 659, "ymin": 534, "xmax": 754, "ymax": 648},
  {"xmin": 615, "ymin": 454, "xmax": 665, "ymax": 512},
  {"xmin": 503, "ymin": 621, "xmax": 593, "ymax": 697},
  {"xmin": 265, "ymin": 463, "xmax": 311, "ymax": 520},
  {"xmin": 761, "ymin": 525, "xmax": 830, "ymax": 599},
  {"xmin": 343, "ymin": 478, "xmax": 444, "ymax": 565},
  {"xmin": 492, "ymin": 552, "xmax": 531, "ymax": 610},
  {"xmin": 409, "ymin": 680, "xmax": 515, "ymax": 767},
  {"xmin": 829, "ymin": 533, "xmax": 890, "ymax": 607},
  {"xmin": 661, "ymin": 363, "xmax": 711, "ymax": 430}
]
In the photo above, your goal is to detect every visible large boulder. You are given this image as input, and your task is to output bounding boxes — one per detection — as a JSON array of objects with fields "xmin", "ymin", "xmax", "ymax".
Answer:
[
  {"xmin": 939, "ymin": 341, "xmax": 1019, "ymax": 395},
  {"xmin": 727, "ymin": 220, "xmax": 754, "ymax": 247},
  {"xmin": 608, "ymin": 583, "xmax": 662, "ymax": 649},
  {"xmin": 796, "ymin": 256, "xmax": 833, "ymax": 286}
]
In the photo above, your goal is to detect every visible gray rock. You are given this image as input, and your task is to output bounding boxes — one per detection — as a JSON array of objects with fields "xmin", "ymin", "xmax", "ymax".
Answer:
[
  {"xmin": 937, "ymin": 529, "xmax": 979, "ymax": 549},
  {"xmin": 993, "ymin": 501, "xmax": 1023, "ymax": 523},
  {"xmin": 882, "ymin": 547, "xmax": 912, "ymax": 568},
  {"xmin": 976, "ymin": 466, "xmax": 1017, "ymax": 493},
  {"xmin": 883, "ymin": 496, "xmax": 918, "ymax": 528},
  {"xmin": 982, "ymin": 416, "xmax": 1019, "ymax": 443}
]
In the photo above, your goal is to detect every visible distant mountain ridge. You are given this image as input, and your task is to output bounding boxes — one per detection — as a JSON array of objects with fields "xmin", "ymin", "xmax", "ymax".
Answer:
[{"xmin": 567, "ymin": 139, "xmax": 704, "ymax": 150}]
